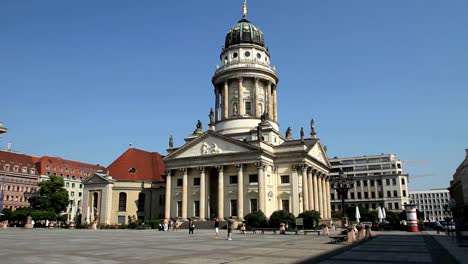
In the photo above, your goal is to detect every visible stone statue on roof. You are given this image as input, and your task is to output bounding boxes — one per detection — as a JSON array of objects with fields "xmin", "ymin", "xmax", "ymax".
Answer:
[
  {"xmin": 300, "ymin": 127, "xmax": 304, "ymax": 141},
  {"xmin": 209, "ymin": 108, "xmax": 215, "ymax": 124},
  {"xmin": 285, "ymin": 126, "xmax": 292, "ymax": 140},
  {"xmin": 193, "ymin": 120, "xmax": 203, "ymax": 134},
  {"xmin": 169, "ymin": 135, "xmax": 174, "ymax": 149}
]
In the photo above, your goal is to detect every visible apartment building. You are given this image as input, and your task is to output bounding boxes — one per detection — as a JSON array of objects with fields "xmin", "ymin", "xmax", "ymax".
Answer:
[
  {"xmin": 410, "ymin": 189, "xmax": 451, "ymax": 222},
  {"xmin": 329, "ymin": 154, "xmax": 410, "ymax": 212}
]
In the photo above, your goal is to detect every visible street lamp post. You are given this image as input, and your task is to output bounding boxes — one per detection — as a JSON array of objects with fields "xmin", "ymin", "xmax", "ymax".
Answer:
[{"xmin": 331, "ymin": 170, "xmax": 354, "ymax": 227}]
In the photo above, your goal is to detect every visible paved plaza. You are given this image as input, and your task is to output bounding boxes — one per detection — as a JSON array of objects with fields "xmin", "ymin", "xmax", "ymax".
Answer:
[{"xmin": 0, "ymin": 229, "xmax": 466, "ymax": 264}]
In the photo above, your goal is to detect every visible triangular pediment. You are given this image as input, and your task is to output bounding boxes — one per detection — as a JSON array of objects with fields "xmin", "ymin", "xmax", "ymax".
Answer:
[
  {"xmin": 83, "ymin": 173, "xmax": 114, "ymax": 185},
  {"xmin": 307, "ymin": 143, "xmax": 331, "ymax": 167},
  {"xmin": 165, "ymin": 131, "xmax": 259, "ymax": 160}
]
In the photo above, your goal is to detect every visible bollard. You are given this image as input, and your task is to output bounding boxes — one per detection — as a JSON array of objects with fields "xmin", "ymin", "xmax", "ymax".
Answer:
[
  {"xmin": 404, "ymin": 204, "xmax": 419, "ymax": 232},
  {"xmin": 347, "ymin": 227, "xmax": 356, "ymax": 244},
  {"xmin": 323, "ymin": 226, "xmax": 329, "ymax": 236},
  {"xmin": 358, "ymin": 224, "xmax": 365, "ymax": 239},
  {"xmin": 365, "ymin": 225, "xmax": 372, "ymax": 238}
]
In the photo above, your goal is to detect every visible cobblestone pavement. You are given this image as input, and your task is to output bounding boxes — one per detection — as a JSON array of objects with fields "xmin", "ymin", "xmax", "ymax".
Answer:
[
  {"xmin": 304, "ymin": 231, "xmax": 462, "ymax": 264},
  {"xmin": 0, "ymin": 228, "xmax": 347, "ymax": 264},
  {"xmin": 1, "ymin": 229, "xmax": 464, "ymax": 264}
]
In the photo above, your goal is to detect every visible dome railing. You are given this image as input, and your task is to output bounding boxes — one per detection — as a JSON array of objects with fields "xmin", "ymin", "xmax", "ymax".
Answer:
[{"xmin": 215, "ymin": 59, "xmax": 276, "ymax": 74}]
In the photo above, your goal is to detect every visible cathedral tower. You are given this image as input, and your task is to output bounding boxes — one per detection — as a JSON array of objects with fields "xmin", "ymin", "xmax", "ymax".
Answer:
[{"xmin": 212, "ymin": 3, "xmax": 279, "ymax": 136}]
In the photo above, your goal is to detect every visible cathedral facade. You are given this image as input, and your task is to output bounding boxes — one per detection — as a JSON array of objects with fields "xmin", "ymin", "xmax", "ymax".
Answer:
[{"xmin": 163, "ymin": 6, "xmax": 332, "ymax": 221}]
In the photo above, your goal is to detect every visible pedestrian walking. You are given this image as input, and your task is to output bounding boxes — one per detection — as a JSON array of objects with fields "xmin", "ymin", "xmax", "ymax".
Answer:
[
  {"xmin": 214, "ymin": 217, "xmax": 220, "ymax": 238},
  {"xmin": 188, "ymin": 219, "xmax": 195, "ymax": 234},
  {"xmin": 227, "ymin": 216, "xmax": 234, "ymax": 240}
]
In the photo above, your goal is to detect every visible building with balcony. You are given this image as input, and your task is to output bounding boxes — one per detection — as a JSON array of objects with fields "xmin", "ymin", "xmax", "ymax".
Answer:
[
  {"xmin": 329, "ymin": 154, "xmax": 410, "ymax": 212},
  {"xmin": 409, "ymin": 189, "xmax": 451, "ymax": 222}
]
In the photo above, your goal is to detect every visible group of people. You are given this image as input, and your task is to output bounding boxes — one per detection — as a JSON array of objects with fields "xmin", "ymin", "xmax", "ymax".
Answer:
[{"xmin": 188, "ymin": 216, "xmax": 235, "ymax": 240}]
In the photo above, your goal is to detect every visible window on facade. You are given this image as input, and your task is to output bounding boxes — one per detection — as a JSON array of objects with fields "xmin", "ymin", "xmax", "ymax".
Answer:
[
  {"xmin": 372, "ymin": 203, "xmax": 376, "ymax": 209},
  {"xmin": 249, "ymin": 174, "xmax": 258, "ymax": 183},
  {"xmin": 376, "ymin": 180, "xmax": 382, "ymax": 186},
  {"xmin": 378, "ymin": 191, "xmax": 383, "ymax": 198},
  {"xmin": 230, "ymin": 200, "xmax": 238, "ymax": 216},
  {"xmin": 177, "ymin": 179, "xmax": 183, "ymax": 187},
  {"xmin": 357, "ymin": 192, "xmax": 362, "ymax": 199},
  {"xmin": 364, "ymin": 192, "xmax": 369, "ymax": 199},
  {"xmin": 118, "ymin": 216, "xmax": 125, "ymax": 224},
  {"xmin": 403, "ymin": 190, "xmax": 407, "ymax": 197},
  {"xmin": 394, "ymin": 202, "xmax": 399, "ymax": 210},
  {"xmin": 66, "ymin": 183, "xmax": 69, "ymax": 187},
  {"xmin": 331, "ymin": 204, "xmax": 336, "ymax": 211},
  {"xmin": 245, "ymin": 101, "xmax": 251, "ymax": 115},
  {"xmin": 128, "ymin": 167, "xmax": 136, "ymax": 173},
  {"xmin": 229, "ymin": 176, "xmax": 238, "ymax": 184},
  {"xmin": 194, "ymin": 201, "xmax": 200, "ymax": 217},
  {"xmin": 177, "ymin": 201, "xmax": 182, "ymax": 217},
  {"xmin": 364, "ymin": 181, "xmax": 368, "ymax": 187},
  {"xmin": 393, "ymin": 190, "xmax": 398, "ymax": 197},
  {"xmin": 370, "ymin": 180, "xmax": 374, "ymax": 186},
  {"xmin": 193, "ymin": 177, "xmax": 200, "ymax": 186},
  {"xmin": 118, "ymin": 192, "xmax": 127, "ymax": 211},
  {"xmin": 78, "ymin": 192, "xmax": 82, "ymax": 197},
  {"xmin": 159, "ymin": 195, "xmax": 165, "ymax": 206},
  {"xmin": 387, "ymin": 191, "xmax": 391, "ymax": 197},
  {"xmin": 371, "ymin": 192, "xmax": 375, "ymax": 198},
  {"xmin": 356, "ymin": 181, "xmax": 361, "ymax": 187},
  {"xmin": 250, "ymin": 199, "xmax": 258, "ymax": 212},
  {"xmin": 331, "ymin": 193, "xmax": 335, "ymax": 200},
  {"xmin": 282, "ymin": 199, "xmax": 290, "ymax": 212},
  {"xmin": 71, "ymin": 192, "xmax": 75, "ymax": 197},
  {"xmin": 72, "ymin": 183, "xmax": 75, "ymax": 188},
  {"xmin": 138, "ymin": 193, "xmax": 145, "ymax": 212},
  {"xmin": 386, "ymin": 179, "xmax": 390, "ymax": 185},
  {"xmin": 280, "ymin": 175, "xmax": 290, "ymax": 184},
  {"xmin": 350, "ymin": 192, "xmax": 355, "ymax": 199},
  {"xmin": 392, "ymin": 179, "xmax": 397, "ymax": 185},
  {"xmin": 401, "ymin": 178, "xmax": 405, "ymax": 185}
]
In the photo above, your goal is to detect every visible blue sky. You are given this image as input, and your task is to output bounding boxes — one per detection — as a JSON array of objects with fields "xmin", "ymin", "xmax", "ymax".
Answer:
[{"xmin": 1, "ymin": 0, "xmax": 467, "ymax": 191}]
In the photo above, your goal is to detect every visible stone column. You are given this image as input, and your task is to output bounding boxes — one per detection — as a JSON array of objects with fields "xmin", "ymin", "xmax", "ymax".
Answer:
[
  {"xmin": 164, "ymin": 170, "xmax": 172, "ymax": 219},
  {"xmin": 307, "ymin": 168, "xmax": 314, "ymax": 210},
  {"xmin": 257, "ymin": 162, "xmax": 266, "ymax": 214},
  {"xmin": 267, "ymin": 82, "xmax": 273, "ymax": 117},
  {"xmin": 215, "ymin": 88, "xmax": 220, "ymax": 122},
  {"xmin": 223, "ymin": 81, "xmax": 229, "ymax": 119},
  {"xmin": 318, "ymin": 173, "xmax": 324, "ymax": 218},
  {"xmin": 272, "ymin": 86, "xmax": 278, "ymax": 122},
  {"xmin": 327, "ymin": 177, "xmax": 332, "ymax": 219},
  {"xmin": 217, "ymin": 165, "xmax": 224, "ymax": 219},
  {"xmin": 291, "ymin": 165, "xmax": 300, "ymax": 216},
  {"xmin": 238, "ymin": 77, "xmax": 244, "ymax": 116},
  {"xmin": 321, "ymin": 176, "xmax": 328, "ymax": 219},
  {"xmin": 313, "ymin": 170, "xmax": 319, "ymax": 211},
  {"xmin": 236, "ymin": 164, "xmax": 244, "ymax": 220},
  {"xmin": 302, "ymin": 166, "xmax": 309, "ymax": 211},
  {"xmin": 182, "ymin": 168, "xmax": 188, "ymax": 220},
  {"xmin": 253, "ymin": 78, "xmax": 259, "ymax": 117},
  {"xmin": 199, "ymin": 167, "xmax": 206, "ymax": 220}
]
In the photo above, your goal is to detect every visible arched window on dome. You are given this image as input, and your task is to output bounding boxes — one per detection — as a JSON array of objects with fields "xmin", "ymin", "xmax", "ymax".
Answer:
[{"xmin": 245, "ymin": 100, "xmax": 251, "ymax": 115}]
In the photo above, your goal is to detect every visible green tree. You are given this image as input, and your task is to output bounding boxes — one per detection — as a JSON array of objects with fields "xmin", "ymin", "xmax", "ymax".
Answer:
[
  {"xmin": 28, "ymin": 175, "xmax": 69, "ymax": 214},
  {"xmin": 331, "ymin": 210, "xmax": 342, "ymax": 220},
  {"xmin": 0, "ymin": 208, "xmax": 12, "ymax": 221},
  {"xmin": 269, "ymin": 210, "xmax": 295, "ymax": 228},
  {"xmin": 297, "ymin": 210, "xmax": 321, "ymax": 229},
  {"xmin": 244, "ymin": 210, "xmax": 268, "ymax": 228}
]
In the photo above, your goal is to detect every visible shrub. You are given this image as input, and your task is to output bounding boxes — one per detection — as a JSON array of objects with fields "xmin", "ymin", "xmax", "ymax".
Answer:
[
  {"xmin": 269, "ymin": 210, "xmax": 295, "ymax": 228},
  {"xmin": 146, "ymin": 220, "xmax": 160, "ymax": 229},
  {"xmin": 244, "ymin": 210, "xmax": 268, "ymax": 228},
  {"xmin": 297, "ymin": 210, "xmax": 321, "ymax": 229}
]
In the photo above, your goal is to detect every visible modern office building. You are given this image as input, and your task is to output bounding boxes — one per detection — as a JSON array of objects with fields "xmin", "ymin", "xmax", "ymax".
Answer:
[
  {"xmin": 409, "ymin": 189, "xmax": 451, "ymax": 222},
  {"xmin": 329, "ymin": 154, "xmax": 410, "ymax": 212}
]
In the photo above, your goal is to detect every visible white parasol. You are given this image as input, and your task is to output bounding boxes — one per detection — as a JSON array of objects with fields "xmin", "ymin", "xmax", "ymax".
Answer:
[
  {"xmin": 355, "ymin": 206, "xmax": 361, "ymax": 224},
  {"xmin": 377, "ymin": 207, "xmax": 384, "ymax": 223}
]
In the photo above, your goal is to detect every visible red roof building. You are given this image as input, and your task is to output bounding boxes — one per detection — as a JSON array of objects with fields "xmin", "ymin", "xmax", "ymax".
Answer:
[
  {"xmin": 0, "ymin": 150, "xmax": 40, "ymax": 211},
  {"xmin": 107, "ymin": 148, "xmax": 165, "ymax": 183}
]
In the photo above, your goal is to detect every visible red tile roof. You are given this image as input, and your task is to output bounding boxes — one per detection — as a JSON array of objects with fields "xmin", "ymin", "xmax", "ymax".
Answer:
[
  {"xmin": 36, "ymin": 156, "xmax": 105, "ymax": 178},
  {"xmin": 0, "ymin": 150, "xmax": 40, "ymax": 172},
  {"xmin": 106, "ymin": 148, "xmax": 165, "ymax": 183}
]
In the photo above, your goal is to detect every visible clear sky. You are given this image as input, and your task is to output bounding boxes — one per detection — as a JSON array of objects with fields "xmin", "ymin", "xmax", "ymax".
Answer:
[{"xmin": 1, "ymin": 0, "xmax": 467, "ymax": 191}]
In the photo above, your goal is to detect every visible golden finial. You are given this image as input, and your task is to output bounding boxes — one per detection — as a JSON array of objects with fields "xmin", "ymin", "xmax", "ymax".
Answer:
[{"xmin": 243, "ymin": 0, "xmax": 248, "ymax": 17}]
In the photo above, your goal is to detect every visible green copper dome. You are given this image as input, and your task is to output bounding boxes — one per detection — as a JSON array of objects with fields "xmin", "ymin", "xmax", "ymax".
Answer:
[{"xmin": 225, "ymin": 17, "xmax": 265, "ymax": 49}]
